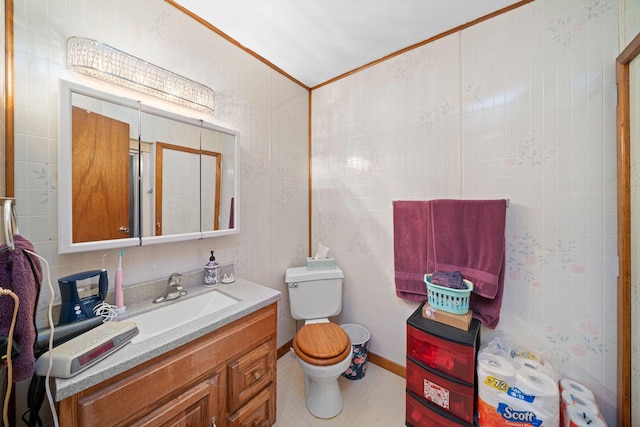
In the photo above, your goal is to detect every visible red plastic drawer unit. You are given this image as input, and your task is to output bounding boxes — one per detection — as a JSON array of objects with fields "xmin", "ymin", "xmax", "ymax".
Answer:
[
  {"xmin": 406, "ymin": 358, "xmax": 475, "ymax": 424},
  {"xmin": 406, "ymin": 304, "xmax": 480, "ymax": 383},
  {"xmin": 406, "ymin": 390, "xmax": 474, "ymax": 427}
]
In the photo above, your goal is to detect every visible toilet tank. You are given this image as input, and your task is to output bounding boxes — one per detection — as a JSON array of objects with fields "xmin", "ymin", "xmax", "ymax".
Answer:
[{"xmin": 285, "ymin": 266, "xmax": 344, "ymax": 320}]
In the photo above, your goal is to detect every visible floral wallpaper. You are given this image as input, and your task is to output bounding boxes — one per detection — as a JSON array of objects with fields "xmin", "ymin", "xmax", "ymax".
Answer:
[{"xmin": 312, "ymin": 0, "xmax": 618, "ymax": 423}]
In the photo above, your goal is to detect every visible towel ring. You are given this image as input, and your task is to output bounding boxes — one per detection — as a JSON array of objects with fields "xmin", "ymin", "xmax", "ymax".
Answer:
[{"xmin": 3, "ymin": 199, "xmax": 17, "ymax": 250}]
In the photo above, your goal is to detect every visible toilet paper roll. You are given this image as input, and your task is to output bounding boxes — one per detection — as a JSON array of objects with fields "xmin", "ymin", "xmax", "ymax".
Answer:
[
  {"xmin": 564, "ymin": 405, "xmax": 605, "ymax": 427},
  {"xmin": 560, "ymin": 378, "xmax": 595, "ymax": 402},
  {"xmin": 478, "ymin": 353, "xmax": 517, "ymax": 382},
  {"xmin": 513, "ymin": 356, "xmax": 542, "ymax": 370},
  {"xmin": 516, "ymin": 369, "xmax": 558, "ymax": 397},
  {"xmin": 562, "ymin": 389, "xmax": 599, "ymax": 417},
  {"xmin": 513, "ymin": 356, "xmax": 557, "ymax": 381},
  {"xmin": 477, "ymin": 352, "xmax": 517, "ymax": 407},
  {"xmin": 515, "ymin": 369, "xmax": 560, "ymax": 415}
]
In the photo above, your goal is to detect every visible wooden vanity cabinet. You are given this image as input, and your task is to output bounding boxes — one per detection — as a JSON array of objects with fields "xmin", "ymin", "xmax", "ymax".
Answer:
[{"xmin": 58, "ymin": 303, "xmax": 277, "ymax": 427}]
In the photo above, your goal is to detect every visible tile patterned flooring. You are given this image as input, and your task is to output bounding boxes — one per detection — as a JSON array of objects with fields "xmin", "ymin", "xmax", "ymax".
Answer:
[{"xmin": 274, "ymin": 351, "xmax": 405, "ymax": 426}]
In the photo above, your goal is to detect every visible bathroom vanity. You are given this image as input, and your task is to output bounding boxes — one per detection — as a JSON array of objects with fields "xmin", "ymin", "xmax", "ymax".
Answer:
[{"xmin": 53, "ymin": 277, "xmax": 280, "ymax": 427}]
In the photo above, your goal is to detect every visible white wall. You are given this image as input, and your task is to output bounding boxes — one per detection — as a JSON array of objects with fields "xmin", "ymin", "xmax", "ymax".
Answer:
[
  {"xmin": 312, "ymin": 0, "xmax": 618, "ymax": 423},
  {"xmin": 13, "ymin": 0, "xmax": 308, "ymax": 420},
  {"xmin": 620, "ymin": 0, "xmax": 640, "ymax": 48}
]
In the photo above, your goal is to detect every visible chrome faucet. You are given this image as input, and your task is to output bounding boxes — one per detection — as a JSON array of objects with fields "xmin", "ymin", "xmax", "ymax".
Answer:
[{"xmin": 153, "ymin": 273, "xmax": 187, "ymax": 303}]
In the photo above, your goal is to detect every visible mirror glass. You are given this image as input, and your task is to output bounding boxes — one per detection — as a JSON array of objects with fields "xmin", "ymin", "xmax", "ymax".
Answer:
[
  {"xmin": 59, "ymin": 81, "xmax": 239, "ymax": 254},
  {"xmin": 139, "ymin": 109, "xmax": 202, "ymax": 244},
  {"xmin": 59, "ymin": 85, "xmax": 142, "ymax": 253},
  {"xmin": 201, "ymin": 124, "xmax": 237, "ymax": 236}
]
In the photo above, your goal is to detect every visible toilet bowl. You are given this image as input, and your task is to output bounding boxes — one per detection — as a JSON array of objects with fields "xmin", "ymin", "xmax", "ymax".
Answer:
[
  {"xmin": 291, "ymin": 321, "xmax": 352, "ymax": 418},
  {"xmin": 285, "ymin": 266, "xmax": 350, "ymax": 419}
]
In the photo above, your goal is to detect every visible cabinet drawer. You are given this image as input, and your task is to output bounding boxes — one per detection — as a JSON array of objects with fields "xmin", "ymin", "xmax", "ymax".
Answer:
[
  {"xmin": 228, "ymin": 382, "xmax": 276, "ymax": 427},
  {"xmin": 228, "ymin": 340, "xmax": 275, "ymax": 411},
  {"xmin": 406, "ymin": 390, "xmax": 473, "ymax": 427},
  {"xmin": 406, "ymin": 358, "xmax": 474, "ymax": 424},
  {"xmin": 407, "ymin": 324, "xmax": 476, "ymax": 383}
]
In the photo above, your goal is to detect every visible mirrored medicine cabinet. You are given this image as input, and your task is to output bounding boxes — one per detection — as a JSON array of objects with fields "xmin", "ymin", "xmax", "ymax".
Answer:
[{"xmin": 58, "ymin": 80, "xmax": 239, "ymax": 254}]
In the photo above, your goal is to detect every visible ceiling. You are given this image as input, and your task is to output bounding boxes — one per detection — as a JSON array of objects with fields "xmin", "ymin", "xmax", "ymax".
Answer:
[{"xmin": 172, "ymin": 0, "xmax": 525, "ymax": 89}]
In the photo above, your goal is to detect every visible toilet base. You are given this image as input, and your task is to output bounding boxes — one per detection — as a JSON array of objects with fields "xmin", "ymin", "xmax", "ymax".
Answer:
[
  {"xmin": 304, "ymin": 373, "xmax": 344, "ymax": 418},
  {"xmin": 293, "ymin": 349, "xmax": 352, "ymax": 419}
]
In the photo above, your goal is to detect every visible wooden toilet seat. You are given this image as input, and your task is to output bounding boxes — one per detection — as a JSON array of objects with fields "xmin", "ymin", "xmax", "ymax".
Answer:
[{"xmin": 293, "ymin": 323, "xmax": 351, "ymax": 366}]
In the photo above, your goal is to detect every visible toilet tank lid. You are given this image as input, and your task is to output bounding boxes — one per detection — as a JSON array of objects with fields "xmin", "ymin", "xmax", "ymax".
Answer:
[{"xmin": 285, "ymin": 266, "xmax": 343, "ymax": 283}]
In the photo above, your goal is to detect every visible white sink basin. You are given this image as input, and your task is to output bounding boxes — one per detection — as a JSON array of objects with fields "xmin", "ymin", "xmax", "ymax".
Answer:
[{"xmin": 126, "ymin": 291, "xmax": 239, "ymax": 344}]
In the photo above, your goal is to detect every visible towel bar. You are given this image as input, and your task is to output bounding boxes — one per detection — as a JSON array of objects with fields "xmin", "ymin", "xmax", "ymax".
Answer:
[{"xmin": 392, "ymin": 198, "xmax": 510, "ymax": 207}]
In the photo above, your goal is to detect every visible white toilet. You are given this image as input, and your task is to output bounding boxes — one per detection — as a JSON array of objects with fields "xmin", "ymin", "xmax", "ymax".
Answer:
[{"xmin": 285, "ymin": 266, "xmax": 352, "ymax": 419}]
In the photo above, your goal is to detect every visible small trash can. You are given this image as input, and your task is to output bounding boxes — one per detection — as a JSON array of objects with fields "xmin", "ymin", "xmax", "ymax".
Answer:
[{"xmin": 340, "ymin": 324, "xmax": 370, "ymax": 380}]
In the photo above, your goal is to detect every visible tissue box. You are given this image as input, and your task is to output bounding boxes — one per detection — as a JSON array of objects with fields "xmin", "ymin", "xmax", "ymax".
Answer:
[{"xmin": 306, "ymin": 257, "xmax": 336, "ymax": 270}]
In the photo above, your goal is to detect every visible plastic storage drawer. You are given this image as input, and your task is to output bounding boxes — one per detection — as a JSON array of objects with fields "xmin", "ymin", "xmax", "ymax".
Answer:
[
  {"xmin": 406, "ymin": 390, "xmax": 473, "ymax": 427},
  {"xmin": 406, "ymin": 304, "xmax": 480, "ymax": 383},
  {"xmin": 406, "ymin": 357, "xmax": 475, "ymax": 424}
]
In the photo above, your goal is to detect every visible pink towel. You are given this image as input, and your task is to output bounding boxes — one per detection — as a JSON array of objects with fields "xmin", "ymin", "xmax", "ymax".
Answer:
[
  {"xmin": 0, "ymin": 235, "xmax": 42, "ymax": 381},
  {"xmin": 430, "ymin": 199, "xmax": 507, "ymax": 328},
  {"xmin": 393, "ymin": 201, "xmax": 434, "ymax": 301}
]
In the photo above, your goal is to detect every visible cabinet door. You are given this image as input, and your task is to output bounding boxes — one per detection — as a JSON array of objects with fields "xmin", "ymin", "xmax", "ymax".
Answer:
[
  {"xmin": 227, "ymin": 383, "xmax": 276, "ymax": 427},
  {"xmin": 130, "ymin": 373, "xmax": 221, "ymax": 427},
  {"xmin": 228, "ymin": 340, "xmax": 275, "ymax": 411}
]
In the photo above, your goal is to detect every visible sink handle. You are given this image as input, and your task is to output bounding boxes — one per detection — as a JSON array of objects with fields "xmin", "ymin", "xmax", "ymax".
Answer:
[{"xmin": 168, "ymin": 272, "xmax": 183, "ymax": 287}]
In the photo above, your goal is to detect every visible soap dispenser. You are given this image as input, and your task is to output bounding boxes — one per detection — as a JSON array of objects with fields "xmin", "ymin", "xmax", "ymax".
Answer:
[{"xmin": 204, "ymin": 250, "xmax": 220, "ymax": 287}]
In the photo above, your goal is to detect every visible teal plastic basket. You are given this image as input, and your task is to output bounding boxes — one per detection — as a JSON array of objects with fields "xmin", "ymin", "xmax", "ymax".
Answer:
[{"xmin": 424, "ymin": 274, "xmax": 473, "ymax": 315}]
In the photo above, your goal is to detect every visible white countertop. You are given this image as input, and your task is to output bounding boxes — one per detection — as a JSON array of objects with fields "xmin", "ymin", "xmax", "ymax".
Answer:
[{"xmin": 52, "ymin": 276, "xmax": 281, "ymax": 401}]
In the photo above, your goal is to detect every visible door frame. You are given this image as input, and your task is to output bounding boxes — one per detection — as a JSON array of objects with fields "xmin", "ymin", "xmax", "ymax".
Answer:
[{"xmin": 616, "ymin": 31, "xmax": 640, "ymax": 427}]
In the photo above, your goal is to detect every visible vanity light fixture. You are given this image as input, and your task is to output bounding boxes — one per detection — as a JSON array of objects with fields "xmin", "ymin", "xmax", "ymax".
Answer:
[{"xmin": 67, "ymin": 37, "xmax": 215, "ymax": 113}]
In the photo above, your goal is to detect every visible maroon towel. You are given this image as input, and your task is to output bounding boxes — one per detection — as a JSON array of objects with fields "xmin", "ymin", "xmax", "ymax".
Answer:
[
  {"xmin": 430, "ymin": 199, "xmax": 507, "ymax": 328},
  {"xmin": 469, "ymin": 256, "xmax": 505, "ymax": 329},
  {"xmin": 0, "ymin": 235, "xmax": 42, "ymax": 381},
  {"xmin": 393, "ymin": 201, "xmax": 434, "ymax": 301}
]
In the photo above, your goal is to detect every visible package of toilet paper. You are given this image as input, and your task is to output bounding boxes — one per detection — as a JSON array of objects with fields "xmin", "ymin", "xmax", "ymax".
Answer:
[
  {"xmin": 559, "ymin": 380, "xmax": 608, "ymax": 427},
  {"xmin": 476, "ymin": 335, "xmax": 560, "ymax": 427}
]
